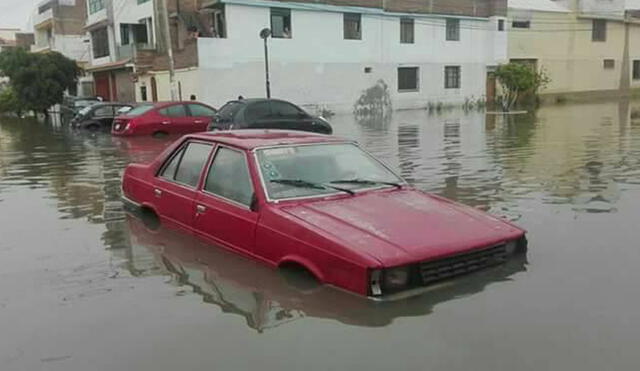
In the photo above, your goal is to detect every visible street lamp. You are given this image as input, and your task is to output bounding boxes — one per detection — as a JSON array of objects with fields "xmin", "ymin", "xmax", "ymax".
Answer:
[{"xmin": 260, "ymin": 28, "xmax": 272, "ymax": 99}]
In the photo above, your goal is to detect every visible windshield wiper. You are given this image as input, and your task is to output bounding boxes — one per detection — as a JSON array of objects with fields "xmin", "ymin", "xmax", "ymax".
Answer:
[
  {"xmin": 270, "ymin": 179, "xmax": 355, "ymax": 195},
  {"xmin": 329, "ymin": 178, "xmax": 403, "ymax": 189}
]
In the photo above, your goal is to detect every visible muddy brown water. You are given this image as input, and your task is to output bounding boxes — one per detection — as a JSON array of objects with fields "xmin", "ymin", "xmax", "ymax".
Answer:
[{"xmin": 1, "ymin": 100, "xmax": 640, "ymax": 370}]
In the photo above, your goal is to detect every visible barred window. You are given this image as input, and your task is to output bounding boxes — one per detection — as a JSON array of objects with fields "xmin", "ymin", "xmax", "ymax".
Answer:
[
  {"xmin": 446, "ymin": 18, "xmax": 460, "ymax": 41},
  {"xmin": 344, "ymin": 13, "xmax": 361, "ymax": 40},
  {"xmin": 445, "ymin": 66, "xmax": 461, "ymax": 89},
  {"xmin": 398, "ymin": 67, "xmax": 419, "ymax": 92},
  {"xmin": 400, "ymin": 18, "xmax": 414, "ymax": 44},
  {"xmin": 91, "ymin": 27, "xmax": 109, "ymax": 58}
]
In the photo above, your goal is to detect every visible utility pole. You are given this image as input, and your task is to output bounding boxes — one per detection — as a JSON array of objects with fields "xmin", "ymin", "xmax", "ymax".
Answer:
[
  {"xmin": 260, "ymin": 28, "xmax": 272, "ymax": 98},
  {"xmin": 155, "ymin": 0, "xmax": 177, "ymax": 100}
]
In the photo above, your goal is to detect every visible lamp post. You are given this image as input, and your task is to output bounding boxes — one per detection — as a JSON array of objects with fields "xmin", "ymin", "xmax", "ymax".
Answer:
[{"xmin": 260, "ymin": 28, "xmax": 272, "ymax": 98}]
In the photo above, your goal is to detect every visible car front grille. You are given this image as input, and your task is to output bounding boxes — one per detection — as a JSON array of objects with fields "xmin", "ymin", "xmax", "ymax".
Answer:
[{"xmin": 418, "ymin": 244, "xmax": 507, "ymax": 285}]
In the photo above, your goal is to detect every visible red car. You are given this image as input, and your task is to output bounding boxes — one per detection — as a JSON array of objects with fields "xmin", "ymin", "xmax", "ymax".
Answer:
[
  {"xmin": 121, "ymin": 130, "xmax": 527, "ymax": 298},
  {"xmin": 112, "ymin": 101, "xmax": 217, "ymax": 137}
]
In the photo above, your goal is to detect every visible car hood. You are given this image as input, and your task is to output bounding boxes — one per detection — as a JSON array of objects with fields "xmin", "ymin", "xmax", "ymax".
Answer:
[{"xmin": 280, "ymin": 189, "xmax": 525, "ymax": 266}]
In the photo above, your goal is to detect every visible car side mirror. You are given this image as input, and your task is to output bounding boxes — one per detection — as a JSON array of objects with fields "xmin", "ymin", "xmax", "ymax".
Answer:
[{"xmin": 250, "ymin": 193, "xmax": 259, "ymax": 212}]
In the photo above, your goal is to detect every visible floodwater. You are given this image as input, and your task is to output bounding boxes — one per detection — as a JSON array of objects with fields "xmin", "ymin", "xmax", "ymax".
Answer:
[{"xmin": 1, "ymin": 100, "xmax": 640, "ymax": 370}]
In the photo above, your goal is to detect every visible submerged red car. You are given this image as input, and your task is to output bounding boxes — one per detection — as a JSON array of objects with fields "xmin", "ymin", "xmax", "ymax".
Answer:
[
  {"xmin": 121, "ymin": 130, "xmax": 527, "ymax": 298},
  {"xmin": 112, "ymin": 101, "xmax": 217, "ymax": 137}
]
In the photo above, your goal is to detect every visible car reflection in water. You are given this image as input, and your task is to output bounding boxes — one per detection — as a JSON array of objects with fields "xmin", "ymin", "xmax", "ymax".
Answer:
[{"xmin": 124, "ymin": 213, "xmax": 528, "ymax": 332}]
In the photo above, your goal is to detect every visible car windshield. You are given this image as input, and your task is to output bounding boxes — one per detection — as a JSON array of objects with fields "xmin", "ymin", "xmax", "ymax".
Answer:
[
  {"xmin": 256, "ymin": 143, "xmax": 403, "ymax": 200},
  {"xmin": 77, "ymin": 106, "xmax": 93, "ymax": 116},
  {"xmin": 125, "ymin": 104, "xmax": 154, "ymax": 117}
]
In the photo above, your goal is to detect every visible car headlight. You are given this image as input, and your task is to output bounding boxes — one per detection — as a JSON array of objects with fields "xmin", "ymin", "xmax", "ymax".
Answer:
[{"xmin": 384, "ymin": 266, "xmax": 410, "ymax": 291}]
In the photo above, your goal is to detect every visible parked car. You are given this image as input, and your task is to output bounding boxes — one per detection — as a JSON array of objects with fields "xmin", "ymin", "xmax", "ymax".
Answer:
[
  {"xmin": 71, "ymin": 102, "xmax": 133, "ymax": 130},
  {"xmin": 209, "ymin": 98, "xmax": 332, "ymax": 134},
  {"xmin": 63, "ymin": 96, "xmax": 102, "ymax": 115},
  {"xmin": 121, "ymin": 130, "xmax": 527, "ymax": 299},
  {"xmin": 112, "ymin": 101, "xmax": 217, "ymax": 137}
]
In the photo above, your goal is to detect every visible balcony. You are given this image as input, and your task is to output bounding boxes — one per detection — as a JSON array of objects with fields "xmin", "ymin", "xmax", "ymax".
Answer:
[{"xmin": 33, "ymin": 8, "xmax": 53, "ymax": 29}]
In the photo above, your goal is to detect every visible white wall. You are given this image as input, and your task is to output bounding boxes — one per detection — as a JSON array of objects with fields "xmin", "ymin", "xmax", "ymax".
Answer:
[{"xmin": 196, "ymin": 4, "xmax": 506, "ymax": 113}]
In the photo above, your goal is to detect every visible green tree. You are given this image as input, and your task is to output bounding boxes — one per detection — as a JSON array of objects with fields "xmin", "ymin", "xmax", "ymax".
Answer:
[
  {"xmin": 0, "ymin": 87, "xmax": 23, "ymax": 116},
  {"xmin": 495, "ymin": 62, "xmax": 550, "ymax": 111},
  {"xmin": 0, "ymin": 48, "xmax": 80, "ymax": 116}
]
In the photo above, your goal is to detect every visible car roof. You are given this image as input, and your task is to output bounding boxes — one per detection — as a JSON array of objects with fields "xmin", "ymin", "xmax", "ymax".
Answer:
[
  {"xmin": 152, "ymin": 101, "xmax": 212, "ymax": 108},
  {"xmin": 186, "ymin": 130, "xmax": 349, "ymax": 150},
  {"xmin": 225, "ymin": 98, "xmax": 299, "ymax": 105}
]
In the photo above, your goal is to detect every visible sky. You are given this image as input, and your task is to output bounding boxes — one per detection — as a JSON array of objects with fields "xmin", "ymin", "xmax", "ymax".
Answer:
[{"xmin": 0, "ymin": 0, "xmax": 38, "ymax": 31}]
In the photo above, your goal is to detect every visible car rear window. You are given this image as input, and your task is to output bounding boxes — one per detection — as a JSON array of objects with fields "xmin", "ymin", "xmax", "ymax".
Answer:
[
  {"xmin": 126, "ymin": 104, "xmax": 155, "ymax": 117},
  {"xmin": 217, "ymin": 101, "xmax": 243, "ymax": 120}
]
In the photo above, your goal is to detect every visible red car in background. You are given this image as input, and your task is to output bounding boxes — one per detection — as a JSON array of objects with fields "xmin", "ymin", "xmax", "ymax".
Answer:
[
  {"xmin": 112, "ymin": 101, "xmax": 217, "ymax": 137},
  {"xmin": 121, "ymin": 130, "xmax": 527, "ymax": 299}
]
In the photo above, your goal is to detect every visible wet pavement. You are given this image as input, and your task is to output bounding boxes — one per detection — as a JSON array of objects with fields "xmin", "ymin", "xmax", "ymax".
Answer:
[{"xmin": 1, "ymin": 100, "xmax": 640, "ymax": 370}]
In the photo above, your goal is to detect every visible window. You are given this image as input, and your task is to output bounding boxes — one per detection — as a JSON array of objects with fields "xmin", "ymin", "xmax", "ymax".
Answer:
[
  {"xmin": 217, "ymin": 101, "xmax": 243, "ymax": 121},
  {"xmin": 344, "ymin": 13, "xmax": 361, "ymax": 40},
  {"xmin": 271, "ymin": 8, "xmax": 292, "ymax": 38},
  {"xmin": 188, "ymin": 104, "xmax": 216, "ymax": 117},
  {"xmin": 91, "ymin": 27, "xmax": 109, "ymax": 58},
  {"xmin": 400, "ymin": 18, "xmax": 414, "ymax": 44},
  {"xmin": 603, "ymin": 59, "xmax": 615, "ymax": 69},
  {"xmin": 634, "ymin": 61, "xmax": 640, "ymax": 80},
  {"xmin": 498, "ymin": 19, "xmax": 505, "ymax": 31},
  {"xmin": 140, "ymin": 86, "xmax": 148, "ymax": 101},
  {"xmin": 593, "ymin": 19, "xmax": 606, "ymax": 42},
  {"xmin": 93, "ymin": 106, "xmax": 113, "ymax": 116},
  {"xmin": 271, "ymin": 101, "xmax": 303, "ymax": 118},
  {"xmin": 159, "ymin": 104, "xmax": 187, "ymax": 117},
  {"xmin": 165, "ymin": 142, "xmax": 213, "ymax": 187},
  {"xmin": 133, "ymin": 22, "xmax": 149, "ymax": 44},
  {"xmin": 205, "ymin": 147, "xmax": 254, "ymax": 206},
  {"xmin": 88, "ymin": 0, "xmax": 105, "ymax": 14},
  {"xmin": 512, "ymin": 20, "xmax": 530, "ymax": 29},
  {"xmin": 256, "ymin": 143, "xmax": 402, "ymax": 200},
  {"xmin": 446, "ymin": 18, "xmax": 460, "ymax": 41},
  {"xmin": 398, "ymin": 67, "xmax": 419, "ymax": 92},
  {"xmin": 445, "ymin": 66, "xmax": 461, "ymax": 89},
  {"xmin": 245, "ymin": 102, "xmax": 271, "ymax": 122},
  {"xmin": 209, "ymin": 6, "xmax": 226, "ymax": 38},
  {"xmin": 120, "ymin": 24, "xmax": 130, "ymax": 45}
]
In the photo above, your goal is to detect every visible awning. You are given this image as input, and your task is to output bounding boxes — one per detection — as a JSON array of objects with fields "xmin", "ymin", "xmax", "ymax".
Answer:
[{"xmin": 85, "ymin": 59, "xmax": 132, "ymax": 72}]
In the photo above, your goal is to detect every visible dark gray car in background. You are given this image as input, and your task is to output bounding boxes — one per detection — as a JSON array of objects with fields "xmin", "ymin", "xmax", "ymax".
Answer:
[{"xmin": 209, "ymin": 98, "xmax": 333, "ymax": 134}]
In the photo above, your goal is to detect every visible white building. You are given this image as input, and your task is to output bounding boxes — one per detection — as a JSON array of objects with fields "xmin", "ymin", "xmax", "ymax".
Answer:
[{"xmin": 187, "ymin": 0, "xmax": 507, "ymax": 114}]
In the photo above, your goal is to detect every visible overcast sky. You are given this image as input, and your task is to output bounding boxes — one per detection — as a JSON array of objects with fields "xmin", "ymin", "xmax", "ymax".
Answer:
[{"xmin": 0, "ymin": 0, "xmax": 38, "ymax": 31}]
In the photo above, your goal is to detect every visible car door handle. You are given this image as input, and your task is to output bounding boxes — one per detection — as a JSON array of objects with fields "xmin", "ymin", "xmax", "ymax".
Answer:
[
  {"xmin": 161, "ymin": 121, "xmax": 171, "ymax": 125},
  {"xmin": 154, "ymin": 188, "xmax": 162, "ymax": 197},
  {"xmin": 196, "ymin": 204, "xmax": 206, "ymax": 214},
  {"xmin": 194, "ymin": 120, "xmax": 204, "ymax": 124}
]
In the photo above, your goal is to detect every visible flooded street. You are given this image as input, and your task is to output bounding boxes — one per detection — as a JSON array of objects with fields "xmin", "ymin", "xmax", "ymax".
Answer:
[{"xmin": 2, "ymin": 100, "xmax": 640, "ymax": 370}]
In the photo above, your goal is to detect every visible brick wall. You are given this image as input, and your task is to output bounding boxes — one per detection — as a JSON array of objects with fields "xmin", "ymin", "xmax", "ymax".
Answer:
[
  {"xmin": 53, "ymin": 0, "xmax": 87, "ymax": 35},
  {"xmin": 15, "ymin": 33, "xmax": 35, "ymax": 48}
]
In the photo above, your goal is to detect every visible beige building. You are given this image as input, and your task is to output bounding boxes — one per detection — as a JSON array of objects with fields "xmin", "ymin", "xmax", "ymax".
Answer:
[{"xmin": 508, "ymin": 0, "xmax": 640, "ymax": 101}]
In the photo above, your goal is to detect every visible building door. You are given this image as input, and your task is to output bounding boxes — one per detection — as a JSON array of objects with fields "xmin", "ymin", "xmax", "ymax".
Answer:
[
  {"xmin": 94, "ymin": 72, "xmax": 110, "ymax": 101},
  {"xmin": 151, "ymin": 76, "xmax": 158, "ymax": 102}
]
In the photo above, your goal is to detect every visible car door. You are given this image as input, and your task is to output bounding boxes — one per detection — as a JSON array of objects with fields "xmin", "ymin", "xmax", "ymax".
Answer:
[
  {"xmin": 244, "ymin": 101, "xmax": 272, "ymax": 129},
  {"xmin": 269, "ymin": 101, "xmax": 315, "ymax": 132},
  {"xmin": 91, "ymin": 105, "xmax": 114, "ymax": 128},
  {"xmin": 157, "ymin": 104, "xmax": 192, "ymax": 134},
  {"xmin": 194, "ymin": 146, "xmax": 258, "ymax": 254},
  {"xmin": 153, "ymin": 141, "xmax": 214, "ymax": 230},
  {"xmin": 186, "ymin": 103, "xmax": 217, "ymax": 131}
]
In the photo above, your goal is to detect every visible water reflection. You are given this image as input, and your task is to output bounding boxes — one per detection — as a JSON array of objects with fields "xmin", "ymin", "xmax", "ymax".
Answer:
[{"xmin": 122, "ymin": 215, "xmax": 527, "ymax": 331}]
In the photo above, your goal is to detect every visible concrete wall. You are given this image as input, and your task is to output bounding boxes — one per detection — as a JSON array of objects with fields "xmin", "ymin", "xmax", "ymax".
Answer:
[
  {"xmin": 195, "ymin": 3, "xmax": 507, "ymax": 112},
  {"xmin": 135, "ymin": 68, "xmax": 199, "ymax": 102},
  {"xmin": 508, "ymin": 7, "xmax": 640, "ymax": 96}
]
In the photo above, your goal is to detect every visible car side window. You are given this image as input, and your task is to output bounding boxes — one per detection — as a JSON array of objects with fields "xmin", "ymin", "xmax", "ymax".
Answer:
[
  {"xmin": 245, "ymin": 102, "xmax": 271, "ymax": 122},
  {"xmin": 204, "ymin": 147, "xmax": 254, "ymax": 206},
  {"xmin": 188, "ymin": 104, "xmax": 216, "ymax": 117},
  {"xmin": 159, "ymin": 104, "xmax": 188, "ymax": 117},
  {"xmin": 271, "ymin": 101, "xmax": 303, "ymax": 118},
  {"xmin": 93, "ymin": 106, "xmax": 114, "ymax": 117},
  {"xmin": 160, "ymin": 142, "xmax": 213, "ymax": 187},
  {"xmin": 160, "ymin": 146, "xmax": 186, "ymax": 180}
]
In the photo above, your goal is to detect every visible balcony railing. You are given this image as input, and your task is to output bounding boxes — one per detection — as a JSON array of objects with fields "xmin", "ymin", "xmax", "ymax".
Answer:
[{"xmin": 34, "ymin": 8, "xmax": 53, "ymax": 27}]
